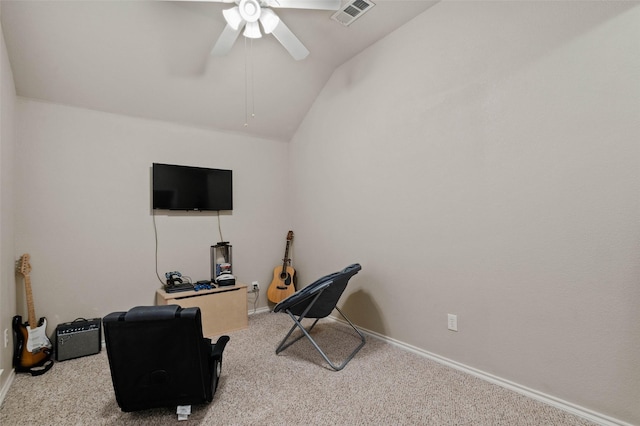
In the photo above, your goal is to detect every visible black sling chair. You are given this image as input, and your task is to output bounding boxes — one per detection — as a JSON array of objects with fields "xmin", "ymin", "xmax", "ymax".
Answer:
[{"xmin": 273, "ymin": 263, "xmax": 365, "ymax": 371}]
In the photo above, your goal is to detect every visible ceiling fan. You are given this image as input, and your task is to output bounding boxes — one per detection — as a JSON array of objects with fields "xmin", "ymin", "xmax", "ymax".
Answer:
[{"xmin": 209, "ymin": 0, "xmax": 341, "ymax": 60}]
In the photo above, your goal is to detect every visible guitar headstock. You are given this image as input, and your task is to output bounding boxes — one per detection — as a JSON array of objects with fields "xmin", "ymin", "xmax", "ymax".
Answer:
[
  {"xmin": 287, "ymin": 230, "xmax": 294, "ymax": 241},
  {"xmin": 18, "ymin": 253, "xmax": 31, "ymax": 277}
]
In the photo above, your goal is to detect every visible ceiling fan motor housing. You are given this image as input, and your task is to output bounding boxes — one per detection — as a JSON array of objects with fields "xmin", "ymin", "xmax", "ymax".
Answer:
[{"xmin": 239, "ymin": 0, "xmax": 261, "ymax": 22}]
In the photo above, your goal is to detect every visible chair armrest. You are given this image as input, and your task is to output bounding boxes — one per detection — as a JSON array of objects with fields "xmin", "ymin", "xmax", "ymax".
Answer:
[{"xmin": 211, "ymin": 335, "xmax": 230, "ymax": 360}]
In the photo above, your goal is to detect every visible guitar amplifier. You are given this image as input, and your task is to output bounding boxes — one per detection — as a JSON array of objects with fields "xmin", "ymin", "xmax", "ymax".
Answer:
[{"xmin": 55, "ymin": 318, "xmax": 102, "ymax": 362}]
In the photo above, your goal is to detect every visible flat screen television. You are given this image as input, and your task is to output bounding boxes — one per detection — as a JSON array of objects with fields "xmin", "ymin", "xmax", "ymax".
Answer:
[{"xmin": 152, "ymin": 163, "xmax": 233, "ymax": 211}]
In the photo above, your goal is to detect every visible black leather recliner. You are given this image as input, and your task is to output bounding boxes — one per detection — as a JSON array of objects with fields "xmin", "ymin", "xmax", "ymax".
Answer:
[{"xmin": 103, "ymin": 305, "xmax": 229, "ymax": 412}]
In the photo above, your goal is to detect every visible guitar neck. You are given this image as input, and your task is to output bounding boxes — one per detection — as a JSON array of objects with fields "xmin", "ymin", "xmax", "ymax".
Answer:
[
  {"xmin": 23, "ymin": 275, "xmax": 38, "ymax": 328},
  {"xmin": 281, "ymin": 241, "xmax": 291, "ymax": 271}
]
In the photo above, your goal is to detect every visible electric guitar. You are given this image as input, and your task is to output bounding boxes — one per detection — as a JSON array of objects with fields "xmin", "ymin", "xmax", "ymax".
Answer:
[
  {"xmin": 13, "ymin": 253, "xmax": 53, "ymax": 371},
  {"xmin": 267, "ymin": 231, "xmax": 295, "ymax": 303}
]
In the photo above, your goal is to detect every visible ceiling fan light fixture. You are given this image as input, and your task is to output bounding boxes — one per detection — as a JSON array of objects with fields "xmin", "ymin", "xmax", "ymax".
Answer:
[
  {"xmin": 243, "ymin": 21, "xmax": 262, "ymax": 39},
  {"xmin": 212, "ymin": 0, "xmax": 338, "ymax": 61},
  {"xmin": 223, "ymin": 7, "xmax": 243, "ymax": 30},
  {"xmin": 259, "ymin": 8, "xmax": 280, "ymax": 34}
]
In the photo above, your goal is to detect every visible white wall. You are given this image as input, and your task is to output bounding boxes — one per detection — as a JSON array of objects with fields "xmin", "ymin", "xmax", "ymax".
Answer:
[
  {"xmin": 0, "ymin": 5, "xmax": 18, "ymax": 394},
  {"xmin": 290, "ymin": 1, "xmax": 639, "ymax": 424},
  {"xmin": 14, "ymin": 99, "xmax": 290, "ymax": 327}
]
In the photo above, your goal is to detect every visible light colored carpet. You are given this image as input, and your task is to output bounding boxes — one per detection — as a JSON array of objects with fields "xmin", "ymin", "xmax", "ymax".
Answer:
[{"xmin": 0, "ymin": 311, "xmax": 595, "ymax": 425}]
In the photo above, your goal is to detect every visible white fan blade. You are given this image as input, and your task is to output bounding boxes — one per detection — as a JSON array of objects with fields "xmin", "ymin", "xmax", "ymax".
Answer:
[
  {"xmin": 270, "ymin": 19, "xmax": 309, "ymax": 61},
  {"xmin": 267, "ymin": 0, "xmax": 341, "ymax": 10},
  {"xmin": 211, "ymin": 23, "xmax": 244, "ymax": 56}
]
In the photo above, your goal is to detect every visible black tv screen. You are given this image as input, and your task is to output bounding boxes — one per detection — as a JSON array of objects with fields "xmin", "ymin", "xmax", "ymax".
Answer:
[{"xmin": 152, "ymin": 163, "xmax": 233, "ymax": 211}]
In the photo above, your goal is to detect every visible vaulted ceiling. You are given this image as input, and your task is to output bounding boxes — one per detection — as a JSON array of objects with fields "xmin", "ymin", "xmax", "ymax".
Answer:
[{"xmin": 1, "ymin": 1, "xmax": 437, "ymax": 141}]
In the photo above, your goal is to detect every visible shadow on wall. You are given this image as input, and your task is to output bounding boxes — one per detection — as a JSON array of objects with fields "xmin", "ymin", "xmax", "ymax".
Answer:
[{"xmin": 340, "ymin": 289, "xmax": 386, "ymax": 338}]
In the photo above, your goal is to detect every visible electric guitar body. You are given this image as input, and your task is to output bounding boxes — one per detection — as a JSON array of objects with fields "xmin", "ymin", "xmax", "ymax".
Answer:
[
  {"xmin": 267, "ymin": 231, "xmax": 296, "ymax": 303},
  {"xmin": 14, "ymin": 253, "xmax": 53, "ymax": 374},
  {"xmin": 12, "ymin": 315, "xmax": 51, "ymax": 369}
]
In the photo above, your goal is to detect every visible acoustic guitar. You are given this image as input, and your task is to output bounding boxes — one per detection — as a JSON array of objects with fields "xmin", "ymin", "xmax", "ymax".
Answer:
[
  {"xmin": 267, "ymin": 231, "xmax": 295, "ymax": 303},
  {"xmin": 13, "ymin": 253, "xmax": 53, "ymax": 372}
]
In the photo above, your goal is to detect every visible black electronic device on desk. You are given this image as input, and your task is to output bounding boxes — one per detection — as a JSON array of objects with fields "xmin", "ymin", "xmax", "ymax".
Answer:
[
  {"xmin": 164, "ymin": 271, "xmax": 194, "ymax": 293},
  {"xmin": 165, "ymin": 283, "xmax": 194, "ymax": 293}
]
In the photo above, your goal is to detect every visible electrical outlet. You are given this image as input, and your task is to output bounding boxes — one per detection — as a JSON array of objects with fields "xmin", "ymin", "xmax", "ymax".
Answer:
[
  {"xmin": 250, "ymin": 281, "xmax": 260, "ymax": 292},
  {"xmin": 3, "ymin": 329, "xmax": 9, "ymax": 348},
  {"xmin": 447, "ymin": 314, "xmax": 458, "ymax": 332}
]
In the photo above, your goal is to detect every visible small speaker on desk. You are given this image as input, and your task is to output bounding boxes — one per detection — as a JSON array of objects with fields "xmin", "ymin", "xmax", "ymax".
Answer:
[{"xmin": 55, "ymin": 318, "xmax": 102, "ymax": 362}]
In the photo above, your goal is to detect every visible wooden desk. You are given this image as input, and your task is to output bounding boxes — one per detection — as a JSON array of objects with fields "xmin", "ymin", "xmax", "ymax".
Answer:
[{"xmin": 156, "ymin": 284, "xmax": 248, "ymax": 337}]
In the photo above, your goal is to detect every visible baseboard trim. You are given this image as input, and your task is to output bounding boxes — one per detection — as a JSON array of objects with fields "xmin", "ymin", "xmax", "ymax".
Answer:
[
  {"xmin": 329, "ymin": 316, "xmax": 629, "ymax": 426},
  {"xmin": 248, "ymin": 306, "xmax": 270, "ymax": 316},
  {"xmin": 0, "ymin": 368, "xmax": 16, "ymax": 407}
]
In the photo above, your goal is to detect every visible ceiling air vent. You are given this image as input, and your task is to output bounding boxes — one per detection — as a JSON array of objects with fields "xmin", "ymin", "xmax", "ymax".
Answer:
[{"xmin": 331, "ymin": 0, "xmax": 376, "ymax": 26}]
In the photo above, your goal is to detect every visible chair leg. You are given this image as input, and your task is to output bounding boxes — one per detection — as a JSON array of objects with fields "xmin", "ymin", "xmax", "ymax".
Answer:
[
  {"xmin": 275, "ymin": 307, "xmax": 366, "ymax": 371},
  {"xmin": 275, "ymin": 315, "xmax": 319, "ymax": 354},
  {"xmin": 276, "ymin": 291, "xmax": 324, "ymax": 355}
]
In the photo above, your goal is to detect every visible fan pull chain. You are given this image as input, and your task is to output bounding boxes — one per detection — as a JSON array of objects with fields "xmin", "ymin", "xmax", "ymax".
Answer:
[
  {"xmin": 243, "ymin": 37, "xmax": 256, "ymax": 127},
  {"xmin": 244, "ymin": 37, "xmax": 249, "ymax": 127},
  {"xmin": 251, "ymin": 39, "xmax": 255, "ymax": 119}
]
